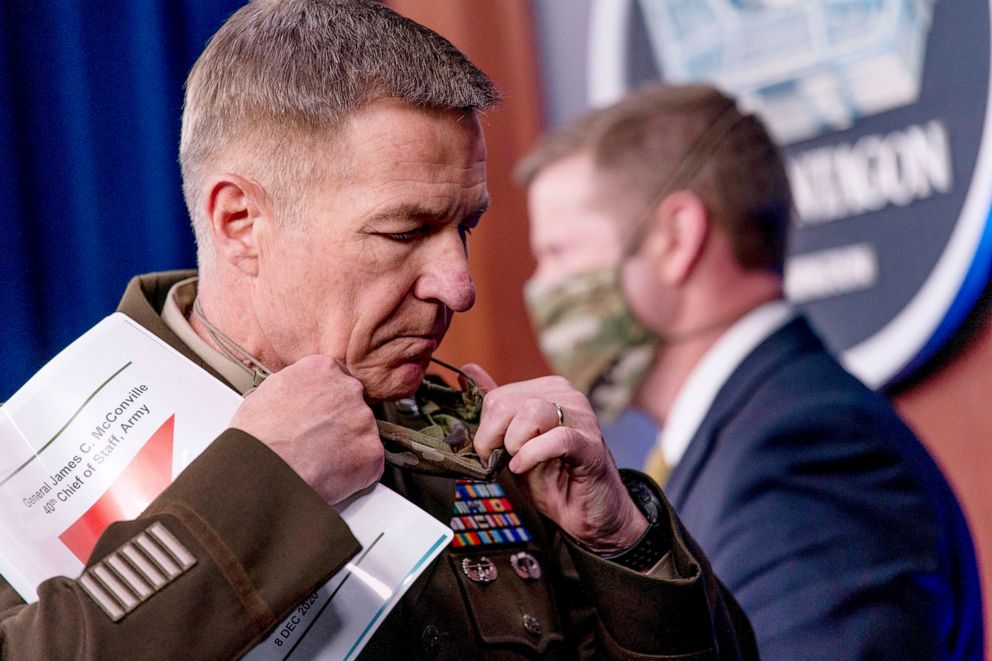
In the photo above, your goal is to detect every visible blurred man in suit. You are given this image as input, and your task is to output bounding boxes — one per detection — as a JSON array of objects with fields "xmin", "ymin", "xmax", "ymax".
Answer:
[{"xmin": 518, "ymin": 84, "xmax": 983, "ymax": 659}]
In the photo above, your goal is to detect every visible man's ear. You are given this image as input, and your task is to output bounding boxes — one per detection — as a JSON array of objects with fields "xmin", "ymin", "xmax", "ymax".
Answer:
[
  {"xmin": 203, "ymin": 174, "xmax": 271, "ymax": 277},
  {"xmin": 643, "ymin": 190, "xmax": 709, "ymax": 286}
]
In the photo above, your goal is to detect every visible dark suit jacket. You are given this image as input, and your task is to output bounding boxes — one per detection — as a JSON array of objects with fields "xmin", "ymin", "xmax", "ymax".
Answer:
[
  {"xmin": 1, "ymin": 271, "xmax": 758, "ymax": 659},
  {"xmin": 665, "ymin": 317, "xmax": 983, "ymax": 660}
]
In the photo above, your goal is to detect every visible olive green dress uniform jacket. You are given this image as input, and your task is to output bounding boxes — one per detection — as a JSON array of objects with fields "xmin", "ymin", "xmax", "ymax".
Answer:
[{"xmin": 0, "ymin": 271, "xmax": 757, "ymax": 660}]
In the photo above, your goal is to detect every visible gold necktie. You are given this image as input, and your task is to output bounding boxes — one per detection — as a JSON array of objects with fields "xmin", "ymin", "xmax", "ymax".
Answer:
[{"xmin": 643, "ymin": 444, "xmax": 671, "ymax": 487}]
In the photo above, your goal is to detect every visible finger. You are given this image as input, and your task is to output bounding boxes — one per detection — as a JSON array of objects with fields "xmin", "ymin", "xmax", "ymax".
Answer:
[
  {"xmin": 472, "ymin": 389, "xmax": 515, "ymax": 464},
  {"xmin": 508, "ymin": 426, "xmax": 586, "ymax": 474},
  {"xmin": 503, "ymin": 399, "xmax": 563, "ymax": 455},
  {"xmin": 460, "ymin": 363, "xmax": 498, "ymax": 393},
  {"xmin": 289, "ymin": 353, "xmax": 337, "ymax": 370},
  {"xmin": 471, "ymin": 375, "xmax": 579, "ymax": 405},
  {"xmin": 473, "ymin": 377, "xmax": 582, "ymax": 464},
  {"xmin": 282, "ymin": 355, "xmax": 347, "ymax": 389}
]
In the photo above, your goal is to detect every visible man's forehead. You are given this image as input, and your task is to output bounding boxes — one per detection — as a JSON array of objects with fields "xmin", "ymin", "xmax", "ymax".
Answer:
[
  {"xmin": 529, "ymin": 155, "xmax": 600, "ymax": 217},
  {"xmin": 528, "ymin": 154, "xmax": 626, "ymax": 250},
  {"xmin": 338, "ymin": 100, "xmax": 485, "ymax": 164}
]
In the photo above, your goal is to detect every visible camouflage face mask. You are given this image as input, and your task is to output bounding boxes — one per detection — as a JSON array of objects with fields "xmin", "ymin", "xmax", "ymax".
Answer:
[
  {"xmin": 524, "ymin": 265, "xmax": 660, "ymax": 421},
  {"xmin": 376, "ymin": 359, "xmax": 509, "ymax": 481}
]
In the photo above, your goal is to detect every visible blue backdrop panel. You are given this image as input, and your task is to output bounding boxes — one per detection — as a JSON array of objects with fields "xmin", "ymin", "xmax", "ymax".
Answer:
[{"xmin": 0, "ymin": 1, "xmax": 245, "ymax": 400}]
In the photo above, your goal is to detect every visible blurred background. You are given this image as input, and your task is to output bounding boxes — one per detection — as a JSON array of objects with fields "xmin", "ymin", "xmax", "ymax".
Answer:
[{"xmin": 2, "ymin": 0, "xmax": 990, "ymax": 651}]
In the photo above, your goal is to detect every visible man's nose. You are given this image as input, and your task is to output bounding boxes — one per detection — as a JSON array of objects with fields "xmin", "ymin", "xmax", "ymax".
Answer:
[{"xmin": 415, "ymin": 230, "xmax": 477, "ymax": 312}]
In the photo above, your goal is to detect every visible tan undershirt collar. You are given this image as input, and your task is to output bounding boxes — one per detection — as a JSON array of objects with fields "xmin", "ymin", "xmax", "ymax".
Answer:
[{"xmin": 160, "ymin": 277, "xmax": 256, "ymax": 395}]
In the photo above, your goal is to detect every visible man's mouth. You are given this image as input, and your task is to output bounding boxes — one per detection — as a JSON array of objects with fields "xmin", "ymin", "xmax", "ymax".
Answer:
[
  {"xmin": 370, "ymin": 309, "xmax": 451, "ymax": 357},
  {"xmin": 384, "ymin": 332, "xmax": 443, "ymax": 361},
  {"xmin": 394, "ymin": 317, "xmax": 449, "ymax": 349}
]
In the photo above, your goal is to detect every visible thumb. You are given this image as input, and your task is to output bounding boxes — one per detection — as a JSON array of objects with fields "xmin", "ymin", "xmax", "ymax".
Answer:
[{"xmin": 460, "ymin": 363, "xmax": 498, "ymax": 394}]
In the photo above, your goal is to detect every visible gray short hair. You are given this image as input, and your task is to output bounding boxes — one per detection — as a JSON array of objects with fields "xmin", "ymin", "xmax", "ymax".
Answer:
[{"xmin": 180, "ymin": 0, "xmax": 500, "ymax": 262}]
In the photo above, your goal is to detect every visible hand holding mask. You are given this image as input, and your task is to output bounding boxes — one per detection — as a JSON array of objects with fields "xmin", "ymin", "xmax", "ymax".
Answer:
[{"xmin": 377, "ymin": 359, "xmax": 510, "ymax": 481}]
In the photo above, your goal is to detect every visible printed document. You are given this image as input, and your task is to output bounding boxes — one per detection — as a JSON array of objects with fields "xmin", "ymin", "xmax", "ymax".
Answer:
[{"xmin": 0, "ymin": 313, "xmax": 451, "ymax": 659}]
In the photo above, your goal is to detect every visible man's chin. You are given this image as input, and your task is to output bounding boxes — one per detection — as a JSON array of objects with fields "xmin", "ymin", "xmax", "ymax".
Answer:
[{"xmin": 360, "ymin": 360, "xmax": 430, "ymax": 402}]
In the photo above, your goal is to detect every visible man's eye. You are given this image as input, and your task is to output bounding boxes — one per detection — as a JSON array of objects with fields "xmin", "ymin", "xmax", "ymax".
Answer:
[{"xmin": 385, "ymin": 227, "xmax": 429, "ymax": 242}]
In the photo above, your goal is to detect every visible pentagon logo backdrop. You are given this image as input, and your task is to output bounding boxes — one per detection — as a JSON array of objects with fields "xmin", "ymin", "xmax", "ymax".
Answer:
[{"xmin": 588, "ymin": 0, "xmax": 992, "ymax": 388}]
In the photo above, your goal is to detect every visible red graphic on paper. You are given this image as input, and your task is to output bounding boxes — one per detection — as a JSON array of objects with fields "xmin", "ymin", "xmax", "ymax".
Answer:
[{"xmin": 58, "ymin": 415, "xmax": 175, "ymax": 563}]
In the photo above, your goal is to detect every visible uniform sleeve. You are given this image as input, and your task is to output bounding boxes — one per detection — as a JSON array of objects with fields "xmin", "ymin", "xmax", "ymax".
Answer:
[
  {"xmin": 0, "ymin": 429, "xmax": 361, "ymax": 660},
  {"xmin": 564, "ymin": 491, "xmax": 759, "ymax": 660}
]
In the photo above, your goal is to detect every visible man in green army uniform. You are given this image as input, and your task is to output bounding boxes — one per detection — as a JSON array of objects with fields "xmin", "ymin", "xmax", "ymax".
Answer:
[{"xmin": 0, "ymin": 1, "xmax": 756, "ymax": 658}]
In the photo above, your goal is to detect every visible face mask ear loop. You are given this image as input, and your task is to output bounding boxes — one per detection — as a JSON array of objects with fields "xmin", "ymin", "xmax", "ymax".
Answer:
[
  {"xmin": 429, "ymin": 356, "xmax": 481, "ymax": 393},
  {"xmin": 618, "ymin": 103, "xmax": 751, "ymax": 262}
]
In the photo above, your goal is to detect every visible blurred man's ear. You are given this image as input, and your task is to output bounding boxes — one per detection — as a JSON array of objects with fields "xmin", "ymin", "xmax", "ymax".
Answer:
[
  {"xmin": 645, "ymin": 190, "xmax": 709, "ymax": 287},
  {"xmin": 203, "ymin": 173, "xmax": 272, "ymax": 277}
]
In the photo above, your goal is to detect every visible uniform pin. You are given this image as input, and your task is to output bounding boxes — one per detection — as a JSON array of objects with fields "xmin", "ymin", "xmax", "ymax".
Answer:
[
  {"xmin": 522, "ymin": 614, "xmax": 542, "ymax": 636},
  {"xmin": 509, "ymin": 551, "xmax": 542, "ymax": 580},
  {"xmin": 461, "ymin": 556, "xmax": 498, "ymax": 583}
]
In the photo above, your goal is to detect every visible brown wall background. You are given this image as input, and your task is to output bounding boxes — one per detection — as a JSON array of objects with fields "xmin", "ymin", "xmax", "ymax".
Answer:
[{"xmin": 387, "ymin": 1, "xmax": 990, "ymax": 654}]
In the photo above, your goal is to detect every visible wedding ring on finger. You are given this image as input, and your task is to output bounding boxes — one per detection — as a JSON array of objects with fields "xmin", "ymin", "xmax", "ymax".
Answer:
[{"xmin": 552, "ymin": 401, "xmax": 566, "ymax": 428}]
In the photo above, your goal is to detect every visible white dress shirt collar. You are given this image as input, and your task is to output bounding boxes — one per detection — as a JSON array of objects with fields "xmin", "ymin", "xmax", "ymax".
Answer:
[{"xmin": 658, "ymin": 299, "xmax": 797, "ymax": 468}]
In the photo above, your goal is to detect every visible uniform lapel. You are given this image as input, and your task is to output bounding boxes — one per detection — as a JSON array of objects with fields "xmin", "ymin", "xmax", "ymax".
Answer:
[{"xmin": 663, "ymin": 318, "xmax": 822, "ymax": 508}]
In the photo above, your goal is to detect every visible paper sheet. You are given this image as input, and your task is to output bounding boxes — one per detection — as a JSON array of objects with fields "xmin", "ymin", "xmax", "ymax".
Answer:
[{"xmin": 0, "ymin": 313, "xmax": 451, "ymax": 658}]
